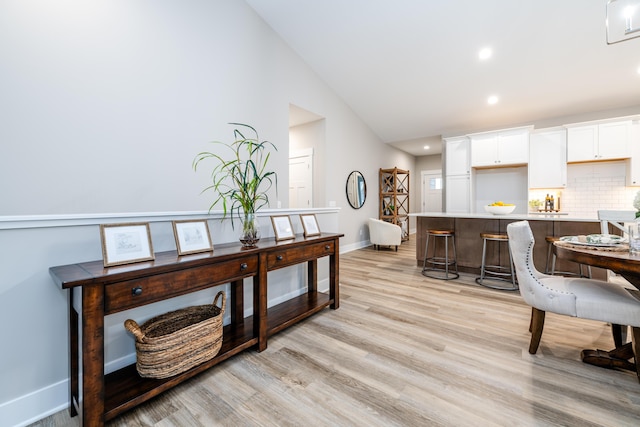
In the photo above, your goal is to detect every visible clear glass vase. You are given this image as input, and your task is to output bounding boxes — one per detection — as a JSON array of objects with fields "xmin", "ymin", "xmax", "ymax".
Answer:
[{"xmin": 239, "ymin": 213, "xmax": 260, "ymax": 249}]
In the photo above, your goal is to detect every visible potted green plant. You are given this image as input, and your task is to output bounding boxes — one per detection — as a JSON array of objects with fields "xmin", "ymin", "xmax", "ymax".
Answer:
[
  {"xmin": 193, "ymin": 123, "xmax": 278, "ymax": 248},
  {"xmin": 528, "ymin": 199, "xmax": 542, "ymax": 212}
]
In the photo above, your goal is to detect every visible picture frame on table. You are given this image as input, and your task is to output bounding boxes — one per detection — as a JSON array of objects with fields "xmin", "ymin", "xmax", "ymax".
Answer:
[
  {"xmin": 271, "ymin": 215, "xmax": 295, "ymax": 241},
  {"xmin": 300, "ymin": 213, "xmax": 321, "ymax": 237},
  {"xmin": 172, "ymin": 219, "xmax": 214, "ymax": 255},
  {"xmin": 100, "ymin": 222, "xmax": 155, "ymax": 267}
]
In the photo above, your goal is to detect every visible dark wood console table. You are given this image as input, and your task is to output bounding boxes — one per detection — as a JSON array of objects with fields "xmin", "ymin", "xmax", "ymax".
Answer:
[{"xmin": 49, "ymin": 232, "xmax": 342, "ymax": 427}]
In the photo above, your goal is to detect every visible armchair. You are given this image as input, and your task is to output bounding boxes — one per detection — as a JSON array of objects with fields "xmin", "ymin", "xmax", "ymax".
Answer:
[{"xmin": 368, "ymin": 218, "xmax": 402, "ymax": 251}]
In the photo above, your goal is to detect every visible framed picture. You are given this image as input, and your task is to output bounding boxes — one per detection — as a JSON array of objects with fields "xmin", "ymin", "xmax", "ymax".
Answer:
[
  {"xmin": 300, "ymin": 213, "xmax": 321, "ymax": 237},
  {"xmin": 172, "ymin": 219, "xmax": 214, "ymax": 255},
  {"xmin": 100, "ymin": 222, "xmax": 154, "ymax": 267},
  {"xmin": 271, "ymin": 215, "xmax": 295, "ymax": 241}
]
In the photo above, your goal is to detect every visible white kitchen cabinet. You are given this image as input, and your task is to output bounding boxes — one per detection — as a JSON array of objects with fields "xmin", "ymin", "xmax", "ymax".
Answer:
[
  {"xmin": 470, "ymin": 127, "xmax": 530, "ymax": 167},
  {"xmin": 567, "ymin": 121, "xmax": 631, "ymax": 162},
  {"xmin": 445, "ymin": 137, "xmax": 470, "ymax": 175},
  {"xmin": 529, "ymin": 128, "xmax": 567, "ymax": 188},
  {"xmin": 445, "ymin": 175, "xmax": 470, "ymax": 213},
  {"xmin": 444, "ymin": 136, "xmax": 471, "ymax": 213},
  {"xmin": 626, "ymin": 121, "xmax": 640, "ymax": 186}
]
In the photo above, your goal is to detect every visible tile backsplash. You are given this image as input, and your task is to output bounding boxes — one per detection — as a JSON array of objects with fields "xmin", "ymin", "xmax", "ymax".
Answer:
[{"xmin": 538, "ymin": 160, "xmax": 638, "ymax": 218}]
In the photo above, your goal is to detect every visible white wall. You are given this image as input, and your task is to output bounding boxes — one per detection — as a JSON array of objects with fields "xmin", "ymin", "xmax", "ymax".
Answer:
[{"xmin": 0, "ymin": 1, "xmax": 415, "ymax": 425}]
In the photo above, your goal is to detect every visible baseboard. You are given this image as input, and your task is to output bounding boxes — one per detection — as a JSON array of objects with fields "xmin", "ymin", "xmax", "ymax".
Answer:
[
  {"xmin": 341, "ymin": 239, "xmax": 371, "ymax": 253},
  {"xmin": 0, "ymin": 379, "xmax": 69, "ymax": 427}
]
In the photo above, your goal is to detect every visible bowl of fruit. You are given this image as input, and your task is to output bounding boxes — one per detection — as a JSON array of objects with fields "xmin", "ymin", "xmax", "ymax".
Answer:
[{"xmin": 484, "ymin": 201, "xmax": 516, "ymax": 215}]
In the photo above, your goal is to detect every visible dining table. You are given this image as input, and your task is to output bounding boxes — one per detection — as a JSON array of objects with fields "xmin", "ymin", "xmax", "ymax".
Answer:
[{"xmin": 554, "ymin": 240, "xmax": 640, "ymax": 380}]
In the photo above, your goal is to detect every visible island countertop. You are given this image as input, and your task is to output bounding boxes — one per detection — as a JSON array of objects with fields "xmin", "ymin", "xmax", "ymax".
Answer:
[
  {"xmin": 410, "ymin": 211, "xmax": 599, "ymax": 223},
  {"xmin": 412, "ymin": 212, "xmax": 605, "ymax": 279}
]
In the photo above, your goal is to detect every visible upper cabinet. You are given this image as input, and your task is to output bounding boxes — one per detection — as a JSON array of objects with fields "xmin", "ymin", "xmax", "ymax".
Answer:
[
  {"xmin": 470, "ymin": 127, "xmax": 530, "ymax": 168},
  {"xmin": 445, "ymin": 136, "xmax": 470, "ymax": 175},
  {"xmin": 529, "ymin": 128, "xmax": 567, "ymax": 188},
  {"xmin": 566, "ymin": 120, "xmax": 631, "ymax": 163},
  {"xmin": 626, "ymin": 121, "xmax": 640, "ymax": 186}
]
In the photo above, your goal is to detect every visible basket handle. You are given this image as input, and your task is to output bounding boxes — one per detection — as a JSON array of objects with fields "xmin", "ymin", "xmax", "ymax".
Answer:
[
  {"xmin": 124, "ymin": 319, "xmax": 146, "ymax": 341},
  {"xmin": 213, "ymin": 291, "xmax": 226, "ymax": 314}
]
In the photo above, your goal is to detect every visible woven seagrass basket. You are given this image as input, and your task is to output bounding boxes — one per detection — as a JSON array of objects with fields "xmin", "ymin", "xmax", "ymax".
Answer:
[{"xmin": 124, "ymin": 291, "xmax": 225, "ymax": 379}]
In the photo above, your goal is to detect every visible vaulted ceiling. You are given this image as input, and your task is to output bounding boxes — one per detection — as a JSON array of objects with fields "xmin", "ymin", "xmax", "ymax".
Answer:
[{"xmin": 247, "ymin": 0, "xmax": 640, "ymax": 156}]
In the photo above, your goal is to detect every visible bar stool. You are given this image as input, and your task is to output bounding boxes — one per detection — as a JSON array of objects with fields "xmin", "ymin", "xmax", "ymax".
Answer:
[
  {"xmin": 475, "ymin": 232, "xmax": 518, "ymax": 290},
  {"xmin": 422, "ymin": 229, "xmax": 459, "ymax": 280},
  {"xmin": 544, "ymin": 236, "xmax": 592, "ymax": 278}
]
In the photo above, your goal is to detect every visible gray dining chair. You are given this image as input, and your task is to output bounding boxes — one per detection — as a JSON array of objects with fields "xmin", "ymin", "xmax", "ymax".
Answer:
[{"xmin": 506, "ymin": 220, "xmax": 640, "ymax": 379}]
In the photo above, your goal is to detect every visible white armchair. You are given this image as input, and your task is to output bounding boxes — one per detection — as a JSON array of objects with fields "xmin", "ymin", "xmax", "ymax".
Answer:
[{"xmin": 368, "ymin": 218, "xmax": 402, "ymax": 251}]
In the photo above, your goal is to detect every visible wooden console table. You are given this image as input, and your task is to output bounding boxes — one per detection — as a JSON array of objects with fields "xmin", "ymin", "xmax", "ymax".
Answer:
[{"xmin": 49, "ymin": 232, "xmax": 342, "ymax": 427}]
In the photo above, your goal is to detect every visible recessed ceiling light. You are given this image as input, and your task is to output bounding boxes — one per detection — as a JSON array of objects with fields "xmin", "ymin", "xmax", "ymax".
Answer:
[
  {"xmin": 487, "ymin": 95, "xmax": 499, "ymax": 105},
  {"xmin": 478, "ymin": 47, "xmax": 492, "ymax": 60},
  {"xmin": 423, "ymin": 145, "xmax": 430, "ymax": 150},
  {"xmin": 637, "ymin": 65, "xmax": 640, "ymax": 74}
]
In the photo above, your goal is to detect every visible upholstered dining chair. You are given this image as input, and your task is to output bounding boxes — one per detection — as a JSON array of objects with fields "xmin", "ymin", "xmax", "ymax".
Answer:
[
  {"xmin": 598, "ymin": 209, "xmax": 636, "ymax": 236},
  {"xmin": 598, "ymin": 210, "xmax": 636, "ymax": 285},
  {"xmin": 506, "ymin": 220, "xmax": 640, "ymax": 377}
]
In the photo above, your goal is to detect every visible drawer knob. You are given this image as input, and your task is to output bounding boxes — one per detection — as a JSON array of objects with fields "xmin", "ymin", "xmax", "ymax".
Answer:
[
  {"xmin": 131, "ymin": 286, "xmax": 143, "ymax": 296},
  {"xmin": 240, "ymin": 263, "xmax": 248, "ymax": 270},
  {"xmin": 276, "ymin": 255, "xmax": 283, "ymax": 261},
  {"xmin": 325, "ymin": 245, "xmax": 330, "ymax": 250}
]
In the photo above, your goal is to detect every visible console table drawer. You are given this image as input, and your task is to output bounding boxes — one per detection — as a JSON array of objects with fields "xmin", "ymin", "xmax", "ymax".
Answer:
[
  {"xmin": 267, "ymin": 241, "xmax": 335, "ymax": 270},
  {"xmin": 105, "ymin": 256, "xmax": 258, "ymax": 313}
]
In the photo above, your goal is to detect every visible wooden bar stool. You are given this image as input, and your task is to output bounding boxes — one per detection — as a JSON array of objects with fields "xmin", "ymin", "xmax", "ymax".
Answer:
[
  {"xmin": 475, "ymin": 232, "xmax": 518, "ymax": 290},
  {"xmin": 422, "ymin": 229, "xmax": 459, "ymax": 280},
  {"xmin": 544, "ymin": 236, "xmax": 592, "ymax": 278}
]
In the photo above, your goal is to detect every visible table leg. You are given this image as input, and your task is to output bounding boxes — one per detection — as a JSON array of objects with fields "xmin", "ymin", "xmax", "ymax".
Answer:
[
  {"xmin": 633, "ymin": 327, "xmax": 640, "ymax": 382},
  {"xmin": 69, "ymin": 289, "xmax": 78, "ymax": 417},
  {"xmin": 230, "ymin": 279, "xmax": 244, "ymax": 325},
  {"xmin": 581, "ymin": 343, "xmax": 636, "ymax": 372},
  {"xmin": 82, "ymin": 285, "xmax": 105, "ymax": 426},
  {"xmin": 330, "ymin": 239, "xmax": 339, "ymax": 309},
  {"xmin": 256, "ymin": 253, "xmax": 268, "ymax": 352},
  {"xmin": 307, "ymin": 259, "xmax": 317, "ymax": 294}
]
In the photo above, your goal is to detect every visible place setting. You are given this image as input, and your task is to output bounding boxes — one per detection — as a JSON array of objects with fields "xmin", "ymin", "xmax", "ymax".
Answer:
[{"xmin": 555, "ymin": 233, "xmax": 630, "ymax": 252}]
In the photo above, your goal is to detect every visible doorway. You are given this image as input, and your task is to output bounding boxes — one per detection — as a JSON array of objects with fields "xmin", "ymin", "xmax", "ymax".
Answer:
[
  {"xmin": 289, "ymin": 149, "xmax": 313, "ymax": 208},
  {"xmin": 421, "ymin": 170, "xmax": 443, "ymax": 212}
]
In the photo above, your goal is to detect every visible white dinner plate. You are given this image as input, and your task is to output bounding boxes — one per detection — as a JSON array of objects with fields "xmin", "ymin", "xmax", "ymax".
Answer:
[{"xmin": 559, "ymin": 234, "xmax": 627, "ymax": 247}]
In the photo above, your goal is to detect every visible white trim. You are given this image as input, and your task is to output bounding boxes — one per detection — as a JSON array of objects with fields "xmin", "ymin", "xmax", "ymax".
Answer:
[
  {"xmin": 0, "ymin": 208, "xmax": 340, "ymax": 230},
  {"xmin": 289, "ymin": 147, "xmax": 314, "ymax": 159},
  {"xmin": 0, "ymin": 379, "xmax": 69, "ymax": 427}
]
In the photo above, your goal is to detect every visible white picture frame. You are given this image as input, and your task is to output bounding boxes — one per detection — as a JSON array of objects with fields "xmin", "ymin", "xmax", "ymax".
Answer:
[
  {"xmin": 172, "ymin": 219, "xmax": 214, "ymax": 255},
  {"xmin": 100, "ymin": 222, "xmax": 155, "ymax": 267},
  {"xmin": 271, "ymin": 215, "xmax": 295, "ymax": 241},
  {"xmin": 300, "ymin": 213, "xmax": 321, "ymax": 237}
]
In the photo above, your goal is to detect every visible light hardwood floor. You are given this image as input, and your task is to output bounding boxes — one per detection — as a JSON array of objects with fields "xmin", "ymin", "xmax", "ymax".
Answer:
[{"xmin": 32, "ymin": 236, "xmax": 640, "ymax": 427}]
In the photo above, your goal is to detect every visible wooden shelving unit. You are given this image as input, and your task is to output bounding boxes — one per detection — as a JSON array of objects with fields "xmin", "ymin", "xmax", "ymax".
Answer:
[{"xmin": 379, "ymin": 167, "xmax": 410, "ymax": 241}]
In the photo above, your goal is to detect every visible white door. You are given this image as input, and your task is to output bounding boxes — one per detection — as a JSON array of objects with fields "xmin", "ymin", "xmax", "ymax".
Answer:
[
  {"xmin": 289, "ymin": 150, "xmax": 313, "ymax": 208},
  {"xmin": 421, "ymin": 170, "xmax": 443, "ymax": 212}
]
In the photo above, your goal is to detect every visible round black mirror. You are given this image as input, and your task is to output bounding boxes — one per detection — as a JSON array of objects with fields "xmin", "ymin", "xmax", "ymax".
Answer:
[{"xmin": 346, "ymin": 171, "xmax": 366, "ymax": 209}]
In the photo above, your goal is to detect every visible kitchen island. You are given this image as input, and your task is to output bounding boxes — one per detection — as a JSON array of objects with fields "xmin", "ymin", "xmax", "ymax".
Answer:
[{"xmin": 411, "ymin": 213, "xmax": 606, "ymax": 280}]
